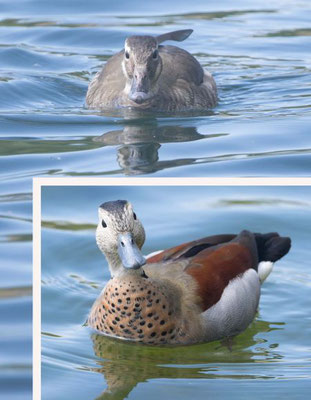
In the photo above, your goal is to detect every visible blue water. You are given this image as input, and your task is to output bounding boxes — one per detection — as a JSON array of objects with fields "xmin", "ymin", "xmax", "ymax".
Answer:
[
  {"xmin": 0, "ymin": 0, "xmax": 311, "ymax": 399},
  {"xmin": 41, "ymin": 185, "xmax": 311, "ymax": 400}
]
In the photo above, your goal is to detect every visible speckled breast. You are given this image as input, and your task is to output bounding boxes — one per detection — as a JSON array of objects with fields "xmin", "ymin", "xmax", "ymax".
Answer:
[{"xmin": 89, "ymin": 276, "xmax": 185, "ymax": 345}]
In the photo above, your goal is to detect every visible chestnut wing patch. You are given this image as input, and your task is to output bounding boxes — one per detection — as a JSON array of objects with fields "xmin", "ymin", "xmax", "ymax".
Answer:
[
  {"xmin": 146, "ymin": 230, "xmax": 290, "ymax": 313},
  {"xmin": 186, "ymin": 241, "xmax": 255, "ymax": 311},
  {"xmin": 146, "ymin": 234, "xmax": 236, "ymax": 264},
  {"xmin": 185, "ymin": 230, "xmax": 260, "ymax": 311}
]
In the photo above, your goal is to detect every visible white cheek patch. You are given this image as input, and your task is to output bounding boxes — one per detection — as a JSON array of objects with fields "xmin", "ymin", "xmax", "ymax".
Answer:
[
  {"xmin": 201, "ymin": 269, "xmax": 261, "ymax": 341},
  {"xmin": 122, "ymin": 45, "xmax": 133, "ymax": 94},
  {"xmin": 121, "ymin": 60, "xmax": 127, "ymax": 76},
  {"xmin": 124, "ymin": 43, "xmax": 131, "ymax": 54}
]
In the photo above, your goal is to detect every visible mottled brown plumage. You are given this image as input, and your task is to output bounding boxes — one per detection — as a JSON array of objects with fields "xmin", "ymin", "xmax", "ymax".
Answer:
[{"xmin": 88, "ymin": 275, "xmax": 186, "ymax": 345}]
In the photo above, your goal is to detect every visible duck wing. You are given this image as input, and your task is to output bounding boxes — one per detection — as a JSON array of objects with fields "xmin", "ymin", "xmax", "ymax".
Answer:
[
  {"xmin": 185, "ymin": 231, "xmax": 259, "ymax": 311},
  {"xmin": 146, "ymin": 233, "xmax": 236, "ymax": 263},
  {"xmin": 158, "ymin": 45, "xmax": 204, "ymax": 86},
  {"xmin": 147, "ymin": 231, "xmax": 291, "ymax": 311},
  {"xmin": 94, "ymin": 51, "xmax": 126, "ymax": 92}
]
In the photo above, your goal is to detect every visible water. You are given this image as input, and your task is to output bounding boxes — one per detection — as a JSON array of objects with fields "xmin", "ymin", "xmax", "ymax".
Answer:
[
  {"xmin": 41, "ymin": 185, "xmax": 311, "ymax": 400},
  {"xmin": 0, "ymin": 0, "xmax": 311, "ymax": 399}
]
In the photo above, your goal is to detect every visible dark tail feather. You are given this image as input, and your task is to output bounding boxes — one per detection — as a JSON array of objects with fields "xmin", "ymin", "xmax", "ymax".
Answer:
[
  {"xmin": 156, "ymin": 29, "xmax": 193, "ymax": 44},
  {"xmin": 255, "ymin": 232, "xmax": 291, "ymax": 263}
]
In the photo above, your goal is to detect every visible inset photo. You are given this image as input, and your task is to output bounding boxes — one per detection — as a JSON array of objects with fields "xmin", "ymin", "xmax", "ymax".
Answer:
[{"xmin": 33, "ymin": 178, "xmax": 311, "ymax": 400}]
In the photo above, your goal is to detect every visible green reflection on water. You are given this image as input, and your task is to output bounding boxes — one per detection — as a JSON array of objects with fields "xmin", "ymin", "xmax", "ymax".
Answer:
[
  {"xmin": 42, "ymin": 220, "xmax": 95, "ymax": 231},
  {"xmin": 85, "ymin": 318, "xmax": 284, "ymax": 399}
]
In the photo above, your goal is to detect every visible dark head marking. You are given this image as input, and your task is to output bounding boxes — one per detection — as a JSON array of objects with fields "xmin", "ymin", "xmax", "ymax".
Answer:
[
  {"xmin": 125, "ymin": 36, "xmax": 158, "ymax": 64},
  {"xmin": 126, "ymin": 36, "xmax": 157, "ymax": 51},
  {"xmin": 99, "ymin": 200, "xmax": 128, "ymax": 213}
]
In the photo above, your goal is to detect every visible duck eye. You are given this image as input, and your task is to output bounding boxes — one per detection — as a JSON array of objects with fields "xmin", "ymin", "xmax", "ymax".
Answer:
[
  {"xmin": 102, "ymin": 220, "xmax": 107, "ymax": 228},
  {"xmin": 133, "ymin": 212, "xmax": 137, "ymax": 220},
  {"xmin": 152, "ymin": 50, "xmax": 158, "ymax": 59},
  {"xmin": 125, "ymin": 51, "xmax": 130, "ymax": 60}
]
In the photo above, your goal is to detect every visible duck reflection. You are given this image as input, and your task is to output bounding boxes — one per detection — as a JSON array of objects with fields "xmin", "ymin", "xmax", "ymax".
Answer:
[
  {"xmin": 93, "ymin": 123, "xmax": 225, "ymax": 175},
  {"xmin": 89, "ymin": 318, "xmax": 284, "ymax": 400}
]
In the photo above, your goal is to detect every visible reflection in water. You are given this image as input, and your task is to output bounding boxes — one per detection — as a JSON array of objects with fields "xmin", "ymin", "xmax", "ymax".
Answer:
[
  {"xmin": 94, "ymin": 123, "xmax": 226, "ymax": 175},
  {"xmin": 88, "ymin": 318, "xmax": 284, "ymax": 400},
  {"xmin": 0, "ymin": 137, "xmax": 103, "ymax": 156},
  {"xmin": 117, "ymin": 143, "xmax": 160, "ymax": 173}
]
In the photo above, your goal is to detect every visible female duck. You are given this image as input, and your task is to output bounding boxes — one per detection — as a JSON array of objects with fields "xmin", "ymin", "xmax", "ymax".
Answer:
[
  {"xmin": 86, "ymin": 30, "xmax": 217, "ymax": 112},
  {"xmin": 88, "ymin": 200, "xmax": 291, "ymax": 345}
]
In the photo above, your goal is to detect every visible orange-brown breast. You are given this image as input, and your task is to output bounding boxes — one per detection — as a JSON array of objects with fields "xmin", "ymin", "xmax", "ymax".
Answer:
[
  {"xmin": 89, "ymin": 277, "xmax": 188, "ymax": 345},
  {"xmin": 185, "ymin": 243, "xmax": 254, "ymax": 311}
]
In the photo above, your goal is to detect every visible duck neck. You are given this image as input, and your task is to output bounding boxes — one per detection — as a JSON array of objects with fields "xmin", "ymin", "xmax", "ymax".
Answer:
[
  {"xmin": 104, "ymin": 251, "xmax": 147, "ymax": 279},
  {"xmin": 104, "ymin": 251, "xmax": 123, "ymax": 278}
]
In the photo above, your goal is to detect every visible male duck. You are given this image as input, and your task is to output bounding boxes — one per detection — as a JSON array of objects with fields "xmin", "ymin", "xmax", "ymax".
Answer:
[
  {"xmin": 88, "ymin": 200, "xmax": 291, "ymax": 345},
  {"xmin": 86, "ymin": 29, "xmax": 217, "ymax": 112}
]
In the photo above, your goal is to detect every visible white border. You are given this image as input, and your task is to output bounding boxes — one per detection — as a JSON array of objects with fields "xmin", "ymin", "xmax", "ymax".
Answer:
[
  {"xmin": 33, "ymin": 177, "xmax": 310, "ymax": 188},
  {"xmin": 33, "ymin": 178, "xmax": 41, "ymax": 400},
  {"xmin": 33, "ymin": 176, "xmax": 311, "ymax": 400}
]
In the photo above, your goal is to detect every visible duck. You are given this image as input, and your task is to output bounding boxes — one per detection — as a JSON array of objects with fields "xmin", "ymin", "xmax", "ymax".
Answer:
[
  {"xmin": 88, "ymin": 200, "xmax": 291, "ymax": 345},
  {"xmin": 86, "ymin": 29, "xmax": 217, "ymax": 112}
]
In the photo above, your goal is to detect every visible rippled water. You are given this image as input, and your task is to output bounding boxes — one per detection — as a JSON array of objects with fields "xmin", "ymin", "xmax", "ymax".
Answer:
[
  {"xmin": 40, "ymin": 185, "xmax": 311, "ymax": 400},
  {"xmin": 1, "ymin": 0, "xmax": 311, "ymax": 399}
]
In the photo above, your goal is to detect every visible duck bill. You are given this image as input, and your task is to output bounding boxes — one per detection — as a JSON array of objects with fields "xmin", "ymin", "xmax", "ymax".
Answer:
[
  {"xmin": 129, "ymin": 70, "xmax": 151, "ymax": 104},
  {"xmin": 118, "ymin": 232, "xmax": 146, "ymax": 270}
]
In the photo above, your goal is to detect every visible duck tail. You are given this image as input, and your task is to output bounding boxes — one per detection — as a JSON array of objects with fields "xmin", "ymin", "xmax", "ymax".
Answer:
[
  {"xmin": 254, "ymin": 232, "xmax": 291, "ymax": 283},
  {"xmin": 156, "ymin": 29, "xmax": 193, "ymax": 44}
]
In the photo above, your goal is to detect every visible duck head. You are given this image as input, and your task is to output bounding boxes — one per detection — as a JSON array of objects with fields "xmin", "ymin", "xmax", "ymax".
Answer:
[
  {"xmin": 122, "ymin": 36, "xmax": 162, "ymax": 105},
  {"xmin": 96, "ymin": 200, "xmax": 146, "ymax": 277}
]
